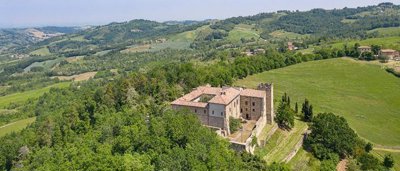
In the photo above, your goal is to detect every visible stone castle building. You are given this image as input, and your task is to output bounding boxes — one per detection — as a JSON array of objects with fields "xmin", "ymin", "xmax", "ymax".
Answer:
[{"xmin": 171, "ymin": 83, "xmax": 274, "ymax": 136}]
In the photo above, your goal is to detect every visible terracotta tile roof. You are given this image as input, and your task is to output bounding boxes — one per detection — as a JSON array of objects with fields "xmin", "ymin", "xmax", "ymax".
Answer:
[
  {"xmin": 171, "ymin": 100, "xmax": 208, "ymax": 108},
  {"xmin": 208, "ymin": 87, "xmax": 240, "ymax": 105},
  {"xmin": 381, "ymin": 49, "xmax": 397, "ymax": 53},
  {"xmin": 240, "ymin": 89, "xmax": 265, "ymax": 98},
  {"xmin": 171, "ymin": 85, "xmax": 265, "ymax": 107}
]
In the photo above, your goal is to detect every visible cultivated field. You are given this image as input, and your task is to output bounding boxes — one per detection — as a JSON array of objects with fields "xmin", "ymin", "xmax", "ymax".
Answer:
[
  {"xmin": 0, "ymin": 82, "xmax": 70, "ymax": 109},
  {"xmin": 29, "ymin": 47, "xmax": 51, "ymax": 56},
  {"xmin": 52, "ymin": 72, "xmax": 97, "ymax": 81},
  {"xmin": 269, "ymin": 30, "xmax": 309, "ymax": 40},
  {"xmin": 0, "ymin": 117, "xmax": 36, "ymax": 137},
  {"xmin": 367, "ymin": 27, "xmax": 400, "ymax": 37},
  {"xmin": 227, "ymin": 24, "xmax": 259, "ymax": 42},
  {"xmin": 330, "ymin": 36, "xmax": 400, "ymax": 50},
  {"xmin": 235, "ymin": 58, "xmax": 400, "ymax": 146}
]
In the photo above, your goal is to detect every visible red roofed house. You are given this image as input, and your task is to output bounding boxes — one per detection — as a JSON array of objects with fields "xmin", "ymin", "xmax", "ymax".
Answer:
[
  {"xmin": 380, "ymin": 49, "xmax": 400, "ymax": 60},
  {"xmin": 171, "ymin": 83, "xmax": 274, "ymax": 136}
]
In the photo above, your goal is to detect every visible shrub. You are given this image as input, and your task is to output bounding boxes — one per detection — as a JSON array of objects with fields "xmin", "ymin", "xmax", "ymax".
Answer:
[{"xmin": 229, "ymin": 116, "xmax": 241, "ymax": 133}]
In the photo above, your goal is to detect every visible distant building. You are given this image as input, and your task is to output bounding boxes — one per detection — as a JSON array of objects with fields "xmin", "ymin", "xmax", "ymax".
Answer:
[
  {"xmin": 380, "ymin": 49, "xmax": 400, "ymax": 60},
  {"xmin": 254, "ymin": 48, "xmax": 266, "ymax": 54},
  {"xmin": 242, "ymin": 48, "xmax": 265, "ymax": 56},
  {"xmin": 288, "ymin": 42, "xmax": 297, "ymax": 51},
  {"xmin": 357, "ymin": 46, "xmax": 372, "ymax": 53}
]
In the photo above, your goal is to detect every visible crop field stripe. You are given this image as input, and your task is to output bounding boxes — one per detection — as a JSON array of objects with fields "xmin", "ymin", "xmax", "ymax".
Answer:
[{"xmin": 0, "ymin": 117, "xmax": 36, "ymax": 137}]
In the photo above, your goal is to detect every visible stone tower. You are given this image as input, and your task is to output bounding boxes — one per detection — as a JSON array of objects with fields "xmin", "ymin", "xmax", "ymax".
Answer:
[{"xmin": 257, "ymin": 83, "xmax": 274, "ymax": 124}]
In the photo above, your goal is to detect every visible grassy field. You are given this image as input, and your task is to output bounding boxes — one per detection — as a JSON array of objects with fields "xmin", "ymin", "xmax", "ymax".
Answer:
[
  {"xmin": 330, "ymin": 36, "xmax": 400, "ymax": 50},
  {"xmin": 0, "ymin": 82, "xmax": 70, "ymax": 109},
  {"xmin": 235, "ymin": 58, "xmax": 400, "ymax": 146},
  {"xmin": 256, "ymin": 119, "xmax": 308, "ymax": 163},
  {"xmin": 227, "ymin": 24, "xmax": 259, "ymax": 42},
  {"xmin": 29, "ymin": 47, "xmax": 51, "ymax": 56},
  {"xmin": 288, "ymin": 148, "xmax": 320, "ymax": 171},
  {"xmin": 0, "ymin": 117, "xmax": 36, "ymax": 137},
  {"xmin": 367, "ymin": 27, "xmax": 400, "ymax": 37},
  {"xmin": 24, "ymin": 58, "xmax": 65, "ymax": 72},
  {"xmin": 372, "ymin": 150, "xmax": 400, "ymax": 171},
  {"xmin": 269, "ymin": 30, "xmax": 309, "ymax": 40}
]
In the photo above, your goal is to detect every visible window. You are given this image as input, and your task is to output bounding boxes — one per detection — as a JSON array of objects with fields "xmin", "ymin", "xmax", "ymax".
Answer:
[
  {"xmin": 252, "ymin": 109, "xmax": 255, "ymax": 112},
  {"xmin": 245, "ymin": 101, "xmax": 248, "ymax": 105},
  {"xmin": 212, "ymin": 110, "xmax": 214, "ymax": 114},
  {"xmin": 204, "ymin": 110, "xmax": 206, "ymax": 114},
  {"xmin": 252, "ymin": 102, "xmax": 255, "ymax": 106},
  {"xmin": 245, "ymin": 108, "xmax": 248, "ymax": 111},
  {"xmin": 195, "ymin": 109, "xmax": 197, "ymax": 113},
  {"xmin": 241, "ymin": 108, "xmax": 243, "ymax": 112},
  {"xmin": 221, "ymin": 112, "xmax": 223, "ymax": 116}
]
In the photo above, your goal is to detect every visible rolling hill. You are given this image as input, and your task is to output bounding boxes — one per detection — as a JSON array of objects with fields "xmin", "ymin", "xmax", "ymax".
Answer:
[{"xmin": 235, "ymin": 58, "xmax": 400, "ymax": 146}]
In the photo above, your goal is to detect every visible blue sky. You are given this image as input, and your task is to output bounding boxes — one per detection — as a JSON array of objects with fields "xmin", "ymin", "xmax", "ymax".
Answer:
[{"xmin": 0, "ymin": 0, "xmax": 399, "ymax": 28}]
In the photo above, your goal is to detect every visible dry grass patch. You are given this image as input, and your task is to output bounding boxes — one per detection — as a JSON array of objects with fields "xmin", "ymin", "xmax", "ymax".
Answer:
[{"xmin": 53, "ymin": 72, "xmax": 97, "ymax": 81}]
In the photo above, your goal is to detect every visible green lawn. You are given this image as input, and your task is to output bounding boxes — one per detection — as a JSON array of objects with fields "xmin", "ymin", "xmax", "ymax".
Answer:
[
  {"xmin": 0, "ymin": 117, "xmax": 36, "ymax": 137},
  {"xmin": 0, "ymin": 82, "xmax": 70, "ymax": 109},
  {"xmin": 235, "ymin": 58, "xmax": 400, "ymax": 146}
]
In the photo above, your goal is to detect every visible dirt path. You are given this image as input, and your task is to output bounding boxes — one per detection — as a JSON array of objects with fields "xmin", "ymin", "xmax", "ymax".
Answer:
[
  {"xmin": 0, "ymin": 121, "xmax": 17, "ymax": 129},
  {"xmin": 336, "ymin": 159, "xmax": 347, "ymax": 171},
  {"xmin": 374, "ymin": 147, "xmax": 400, "ymax": 153}
]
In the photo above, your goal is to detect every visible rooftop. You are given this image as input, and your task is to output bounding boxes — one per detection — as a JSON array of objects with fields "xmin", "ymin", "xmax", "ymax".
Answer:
[
  {"xmin": 358, "ymin": 46, "xmax": 371, "ymax": 49},
  {"xmin": 171, "ymin": 86, "xmax": 240, "ymax": 106},
  {"xmin": 171, "ymin": 85, "xmax": 265, "ymax": 107},
  {"xmin": 381, "ymin": 49, "xmax": 397, "ymax": 53}
]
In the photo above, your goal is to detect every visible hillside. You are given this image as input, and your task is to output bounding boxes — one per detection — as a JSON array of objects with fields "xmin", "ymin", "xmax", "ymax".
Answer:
[{"xmin": 236, "ymin": 58, "xmax": 400, "ymax": 146}]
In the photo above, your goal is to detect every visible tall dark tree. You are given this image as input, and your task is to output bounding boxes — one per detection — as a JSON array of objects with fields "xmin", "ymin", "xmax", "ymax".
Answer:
[
  {"xmin": 365, "ymin": 142, "xmax": 373, "ymax": 153},
  {"xmin": 295, "ymin": 102, "xmax": 298, "ymax": 114},
  {"xmin": 383, "ymin": 154, "xmax": 394, "ymax": 169},
  {"xmin": 276, "ymin": 93, "xmax": 295, "ymax": 130},
  {"xmin": 302, "ymin": 99, "xmax": 313, "ymax": 122}
]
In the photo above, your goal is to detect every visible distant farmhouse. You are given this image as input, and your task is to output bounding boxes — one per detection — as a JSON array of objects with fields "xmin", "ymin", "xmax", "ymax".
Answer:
[
  {"xmin": 380, "ymin": 49, "xmax": 400, "ymax": 61},
  {"xmin": 356, "ymin": 45, "xmax": 400, "ymax": 61},
  {"xmin": 357, "ymin": 46, "xmax": 372, "ymax": 53},
  {"xmin": 287, "ymin": 42, "xmax": 297, "ymax": 51},
  {"xmin": 171, "ymin": 83, "xmax": 274, "ymax": 153}
]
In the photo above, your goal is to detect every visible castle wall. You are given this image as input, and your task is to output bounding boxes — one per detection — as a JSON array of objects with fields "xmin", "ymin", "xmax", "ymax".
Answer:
[
  {"xmin": 225, "ymin": 96, "xmax": 241, "ymax": 119},
  {"xmin": 240, "ymin": 96, "xmax": 264, "ymax": 121},
  {"xmin": 172, "ymin": 105, "xmax": 209, "ymax": 125},
  {"xmin": 258, "ymin": 83, "xmax": 274, "ymax": 124}
]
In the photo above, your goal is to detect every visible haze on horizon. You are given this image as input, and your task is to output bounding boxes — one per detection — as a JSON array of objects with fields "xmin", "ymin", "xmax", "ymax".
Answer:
[{"xmin": 1, "ymin": 0, "xmax": 399, "ymax": 28}]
